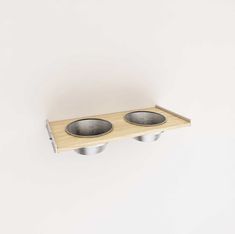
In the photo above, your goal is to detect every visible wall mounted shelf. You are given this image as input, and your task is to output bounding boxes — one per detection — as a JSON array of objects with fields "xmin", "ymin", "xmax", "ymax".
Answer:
[{"xmin": 46, "ymin": 105, "xmax": 191, "ymax": 155}]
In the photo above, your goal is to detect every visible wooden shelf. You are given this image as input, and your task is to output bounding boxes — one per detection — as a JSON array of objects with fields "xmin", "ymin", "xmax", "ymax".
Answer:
[{"xmin": 46, "ymin": 105, "xmax": 191, "ymax": 153}]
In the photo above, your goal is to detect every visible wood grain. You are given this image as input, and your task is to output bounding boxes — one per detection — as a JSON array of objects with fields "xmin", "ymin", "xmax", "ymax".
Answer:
[{"xmin": 47, "ymin": 106, "xmax": 191, "ymax": 153}]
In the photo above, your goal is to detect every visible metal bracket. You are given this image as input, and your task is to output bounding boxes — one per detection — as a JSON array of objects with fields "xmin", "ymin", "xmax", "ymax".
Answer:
[{"xmin": 46, "ymin": 120, "xmax": 58, "ymax": 153}]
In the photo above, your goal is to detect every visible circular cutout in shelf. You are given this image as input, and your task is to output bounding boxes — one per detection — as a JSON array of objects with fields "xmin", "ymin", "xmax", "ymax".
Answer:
[
  {"xmin": 124, "ymin": 111, "xmax": 166, "ymax": 142},
  {"xmin": 65, "ymin": 118, "xmax": 112, "ymax": 155}
]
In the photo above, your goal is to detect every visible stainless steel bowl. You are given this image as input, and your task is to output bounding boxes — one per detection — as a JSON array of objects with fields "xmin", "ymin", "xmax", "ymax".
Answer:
[
  {"xmin": 66, "ymin": 118, "xmax": 112, "ymax": 155},
  {"xmin": 134, "ymin": 132, "xmax": 162, "ymax": 142},
  {"xmin": 74, "ymin": 143, "xmax": 108, "ymax": 155},
  {"xmin": 124, "ymin": 111, "xmax": 166, "ymax": 142}
]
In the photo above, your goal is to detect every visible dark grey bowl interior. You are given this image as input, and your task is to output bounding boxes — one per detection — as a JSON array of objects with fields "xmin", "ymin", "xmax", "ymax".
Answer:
[
  {"xmin": 124, "ymin": 111, "xmax": 166, "ymax": 126},
  {"xmin": 66, "ymin": 118, "xmax": 112, "ymax": 137}
]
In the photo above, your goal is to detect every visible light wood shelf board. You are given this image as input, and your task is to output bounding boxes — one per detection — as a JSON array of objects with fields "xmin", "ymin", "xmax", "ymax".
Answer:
[{"xmin": 47, "ymin": 106, "xmax": 191, "ymax": 153}]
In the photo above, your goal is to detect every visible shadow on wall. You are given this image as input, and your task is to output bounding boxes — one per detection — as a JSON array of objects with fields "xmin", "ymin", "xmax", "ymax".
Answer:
[{"xmin": 45, "ymin": 65, "xmax": 159, "ymax": 120}]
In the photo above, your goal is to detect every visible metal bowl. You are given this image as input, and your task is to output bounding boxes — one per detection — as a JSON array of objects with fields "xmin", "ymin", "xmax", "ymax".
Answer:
[
  {"xmin": 134, "ymin": 132, "xmax": 163, "ymax": 142},
  {"xmin": 124, "ymin": 111, "xmax": 166, "ymax": 142},
  {"xmin": 74, "ymin": 143, "xmax": 108, "ymax": 155},
  {"xmin": 66, "ymin": 118, "xmax": 112, "ymax": 155}
]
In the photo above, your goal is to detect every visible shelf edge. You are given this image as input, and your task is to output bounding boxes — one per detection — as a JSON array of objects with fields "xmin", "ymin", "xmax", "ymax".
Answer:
[
  {"xmin": 46, "ymin": 120, "xmax": 58, "ymax": 153},
  {"xmin": 155, "ymin": 104, "xmax": 191, "ymax": 124}
]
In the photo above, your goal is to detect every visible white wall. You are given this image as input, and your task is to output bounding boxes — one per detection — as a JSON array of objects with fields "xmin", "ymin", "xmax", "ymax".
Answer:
[{"xmin": 1, "ymin": 0, "xmax": 235, "ymax": 233}]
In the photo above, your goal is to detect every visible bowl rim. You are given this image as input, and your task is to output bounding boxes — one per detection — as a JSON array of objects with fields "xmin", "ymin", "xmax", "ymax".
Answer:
[
  {"xmin": 124, "ymin": 111, "xmax": 167, "ymax": 127},
  {"xmin": 65, "ymin": 118, "xmax": 113, "ymax": 138}
]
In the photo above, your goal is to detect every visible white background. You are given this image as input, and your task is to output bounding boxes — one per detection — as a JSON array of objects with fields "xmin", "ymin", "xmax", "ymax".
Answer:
[{"xmin": 0, "ymin": 0, "xmax": 235, "ymax": 233}]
